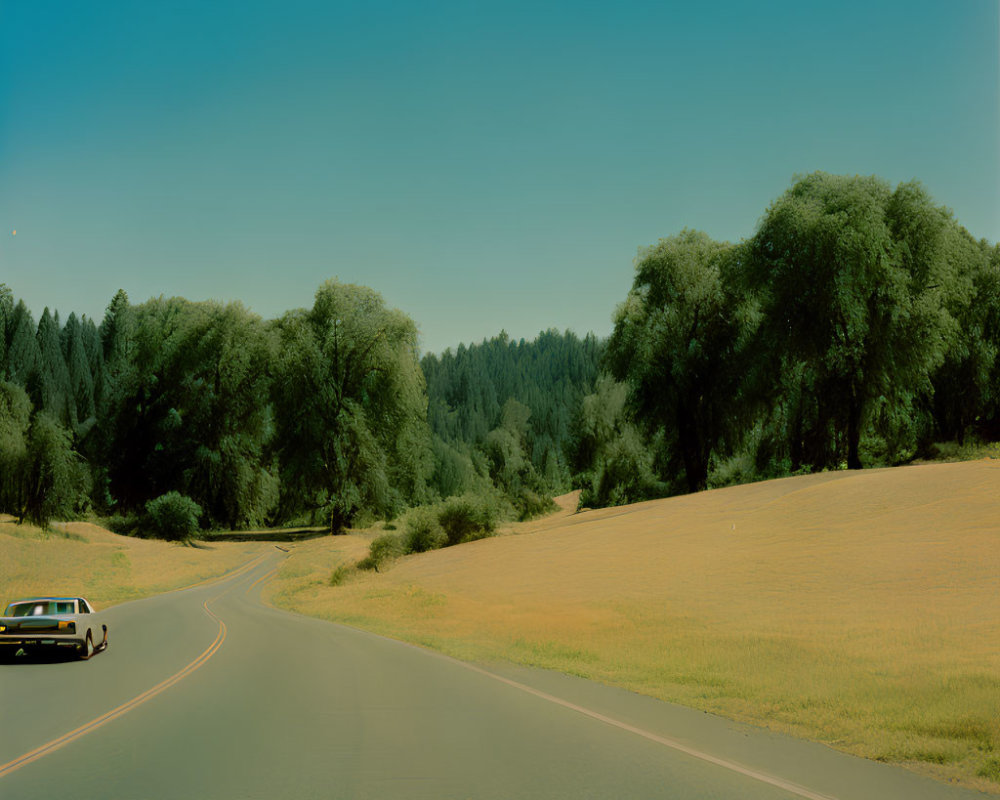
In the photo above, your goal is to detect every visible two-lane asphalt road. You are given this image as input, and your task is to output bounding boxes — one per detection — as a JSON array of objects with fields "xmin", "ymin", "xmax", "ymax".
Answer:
[{"xmin": 0, "ymin": 554, "xmax": 986, "ymax": 799}]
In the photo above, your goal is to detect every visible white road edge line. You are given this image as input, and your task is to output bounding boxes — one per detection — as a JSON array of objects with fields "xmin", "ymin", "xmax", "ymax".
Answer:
[{"xmin": 459, "ymin": 661, "xmax": 840, "ymax": 800}]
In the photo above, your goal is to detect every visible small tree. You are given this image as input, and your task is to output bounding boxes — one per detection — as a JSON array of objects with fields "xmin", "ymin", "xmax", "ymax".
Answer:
[{"xmin": 20, "ymin": 413, "xmax": 89, "ymax": 528}]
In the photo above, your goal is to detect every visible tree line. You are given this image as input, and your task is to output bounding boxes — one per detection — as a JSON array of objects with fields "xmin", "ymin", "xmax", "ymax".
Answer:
[
  {"xmin": 1, "ymin": 172, "xmax": 996, "ymax": 533},
  {"xmin": 577, "ymin": 173, "xmax": 1000, "ymax": 506},
  {"xmin": 0, "ymin": 281, "xmax": 436, "ymax": 532}
]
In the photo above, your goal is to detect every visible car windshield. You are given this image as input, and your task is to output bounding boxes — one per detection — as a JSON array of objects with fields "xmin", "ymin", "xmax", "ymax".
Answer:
[{"xmin": 4, "ymin": 601, "xmax": 75, "ymax": 617}]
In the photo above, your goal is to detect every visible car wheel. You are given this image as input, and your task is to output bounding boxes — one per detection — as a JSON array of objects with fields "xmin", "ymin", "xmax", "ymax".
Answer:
[
  {"xmin": 81, "ymin": 631, "xmax": 94, "ymax": 660},
  {"xmin": 99, "ymin": 625, "xmax": 108, "ymax": 651}
]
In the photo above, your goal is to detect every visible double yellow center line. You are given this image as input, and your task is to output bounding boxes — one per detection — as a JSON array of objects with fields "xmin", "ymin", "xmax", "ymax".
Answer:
[{"xmin": 0, "ymin": 553, "xmax": 273, "ymax": 779}]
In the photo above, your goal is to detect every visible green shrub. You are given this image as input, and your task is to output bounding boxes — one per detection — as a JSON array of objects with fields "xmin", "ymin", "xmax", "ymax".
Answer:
[
  {"xmin": 105, "ymin": 512, "xmax": 144, "ymax": 537},
  {"xmin": 359, "ymin": 533, "xmax": 405, "ymax": 572},
  {"xmin": 513, "ymin": 487, "xmax": 558, "ymax": 520},
  {"xmin": 437, "ymin": 492, "xmax": 502, "ymax": 546},
  {"xmin": 404, "ymin": 508, "xmax": 447, "ymax": 553},
  {"xmin": 145, "ymin": 492, "xmax": 203, "ymax": 541},
  {"xmin": 707, "ymin": 453, "xmax": 758, "ymax": 489}
]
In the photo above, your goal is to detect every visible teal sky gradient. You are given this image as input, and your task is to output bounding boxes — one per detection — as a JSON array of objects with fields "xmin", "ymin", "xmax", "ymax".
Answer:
[{"xmin": 1, "ymin": 0, "xmax": 997, "ymax": 354}]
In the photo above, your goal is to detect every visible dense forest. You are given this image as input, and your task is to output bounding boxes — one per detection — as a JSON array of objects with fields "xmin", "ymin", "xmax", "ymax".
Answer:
[
  {"xmin": 422, "ymin": 330, "xmax": 603, "ymax": 502},
  {"xmin": 1, "ymin": 172, "xmax": 998, "ymax": 539}
]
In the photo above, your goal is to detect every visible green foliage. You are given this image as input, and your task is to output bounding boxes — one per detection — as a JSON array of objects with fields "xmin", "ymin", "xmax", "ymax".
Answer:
[
  {"xmin": 272, "ymin": 281, "xmax": 432, "ymax": 532},
  {"xmin": 931, "ymin": 238, "xmax": 999, "ymax": 443},
  {"xmin": 62, "ymin": 312, "xmax": 97, "ymax": 429},
  {"xmin": 0, "ymin": 284, "xmax": 12, "ymax": 375},
  {"xmin": 437, "ymin": 491, "xmax": 504, "ymax": 545},
  {"xmin": 422, "ymin": 329, "xmax": 602, "ymax": 497},
  {"xmin": 359, "ymin": 532, "xmax": 406, "ymax": 572},
  {"xmin": 96, "ymin": 297, "xmax": 280, "ymax": 528},
  {"xmin": 570, "ymin": 375, "xmax": 665, "ymax": 508},
  {"xmin": 145, "ymin": 492, "xmax": 203, "ymax": 541},
  {"xmin": 0, "ymin": 172, "xmax": 993, "ymax": 531},
  {"xmin": 404, "ymin": 507, "xmax": 448, "ymax": 553},
  {"xmin": 104, "ymin": 512, "xmax": 144, "ymax": 538},
  {"xmin": 607, "ymin": 230, "xmax": 756, "ymax": 492},
  {"xmin": 706, "ymin": 453, "xmax": 758, "ymax": 489},
  {"xmin": 36, "ymin": 307, "xmax": 74, "ymax": 427},
  {"xmin": 744, "ymin": 173, "xmax": 960, "ymax": 470},
  {"xmin": 481, "ymin": 399, "xmax": 557, "ymax": 519},
  {"xmin": 5, "ymin": 300, "xmax": 40, "ymax": 390},
  {"xmin": 0, "ymin": 381, "xmax": 31, "ymax": 514},
  {"xmin": 20, "ymin": 413, "xmax": 90, "ymax": 528}
]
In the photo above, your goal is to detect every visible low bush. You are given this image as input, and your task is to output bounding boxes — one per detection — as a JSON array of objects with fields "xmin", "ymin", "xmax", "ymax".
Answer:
[
  {"xmin": 404, "ymin": 508, "xmax": 447, "ymax": 553},
  {"xmin": 145, "ymin": 492, "xmax": 203, "ymax": 542},
  {"xmin": 358, "ymin": 533, "xmax": 405, "ymax": 572},
  {"xmin": 437, "ymin": 492, "xmax": 503, "ymax": 546},
  {"xmin": 707, "ymin": 453, "xmax": 758, "ymax": 489},
  {"xmin": 513, "ymin": 487, "xmax": 558, "ymax": 520},
  {"xmin": 105, "ymin": 512, "xmax": 145, "ymax": 538}
]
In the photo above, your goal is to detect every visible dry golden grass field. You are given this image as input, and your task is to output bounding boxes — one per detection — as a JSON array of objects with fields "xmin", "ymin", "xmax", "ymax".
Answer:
[
  {"xmin": 0, "ymin": 517, "xmax": 266, "ymax": 609},
  {"xmin": 267, "ymin": 460, "xmax": 1000, "ymax": 792}
]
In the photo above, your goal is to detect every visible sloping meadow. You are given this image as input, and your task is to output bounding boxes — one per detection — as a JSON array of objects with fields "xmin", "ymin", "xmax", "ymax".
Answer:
[
  {"xmin": 0, "ymin": 517, "xmax": 265, "ymax": 609},
  {"xmin": 268, "ymin": 460, "xmax": 1000, "ymax": 793}
]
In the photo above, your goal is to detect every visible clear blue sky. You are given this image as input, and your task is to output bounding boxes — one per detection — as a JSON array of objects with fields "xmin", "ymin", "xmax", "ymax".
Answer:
[{"xmin": 1, "ymin": 0, "xmax": 997, "ymax": 354}]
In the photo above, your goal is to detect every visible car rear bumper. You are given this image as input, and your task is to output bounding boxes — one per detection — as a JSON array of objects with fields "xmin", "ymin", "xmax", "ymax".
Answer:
[{"xmin": 0, "ymin": 637, "xmax": 84, "ymax": 649}]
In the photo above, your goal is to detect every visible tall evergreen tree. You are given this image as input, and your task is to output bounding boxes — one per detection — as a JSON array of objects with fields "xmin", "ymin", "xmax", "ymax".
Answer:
[
  {"xmin": 63, "ymin": 312, "xmax": 97, "ymax": 428},
  {"xmin": 0, "ymin": 284, "xmax": 12, "ymax": 376},
  {"xmin": 36, "ymin": 307, "xmax": 74, "ymax": 427},
  {"xmin": 5, "ymin": 300, "xmax": 41, "ymax": 393},
  {"xmin": 81, "ymin": 316, "xmax": 105, "ymax": 416}
]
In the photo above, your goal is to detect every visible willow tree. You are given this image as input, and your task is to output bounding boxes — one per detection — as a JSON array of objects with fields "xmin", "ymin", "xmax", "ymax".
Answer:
[
  {"xmin": 272, "ymin": 280, "xmax": 432, "ymax": 532},
  {"xmin": 745, "ymin": 173, "xmax": 960, "ymax": 469},
  {"xmin": 606, "ymin": 230, "xmax": 758, "ymax": 493},
  {"xmin": 0, "ymin": 381, "xmax": 31, "ymax": 514}
]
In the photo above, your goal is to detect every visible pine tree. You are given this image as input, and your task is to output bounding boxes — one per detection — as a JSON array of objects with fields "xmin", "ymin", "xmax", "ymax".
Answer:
[
  {"xmin": 63, "ymin": 312, "xmax": 97, "ymax": 426},
  {"xmin": 81, "ymin": 316, "xmax": 105, "ymax": 415},
  {"xmin": 99, "ymin": 289, "xmax": 137, "ymax": 412},
  {"xmin": 0, "ymin": 284, "xmax": 13, "ymax": 376},
  {"xmin": 36, "ymin": 307, "xmax": 75, "ymax": 427},
  {"xmin": 5, "ymin": 300, "xmax": 41, "ymax": 393}
]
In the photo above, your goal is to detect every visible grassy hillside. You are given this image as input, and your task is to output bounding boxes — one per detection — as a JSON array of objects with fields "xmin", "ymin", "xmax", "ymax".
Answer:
[
  {"xmin": 267, "ymin": 460, "xmax": 1000, "ymax": 793},
  {"xmin": 0, "ymin": 517, "xmax": 266, "ymax": 609}
]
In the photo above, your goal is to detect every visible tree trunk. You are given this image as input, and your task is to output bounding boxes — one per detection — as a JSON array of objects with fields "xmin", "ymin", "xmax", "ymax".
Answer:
[
  {"xmin": 846, "ymin": 392, "xmax": 862, "ymax": 470},
  {"xmin": 677, "ymin": 404, "xmax": 708, "ymax": 493}
]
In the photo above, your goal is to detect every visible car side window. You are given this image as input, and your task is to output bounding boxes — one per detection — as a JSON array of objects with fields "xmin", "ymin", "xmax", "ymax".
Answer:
[{"xmin": 78, "ymin": 599, "xmax": 91, "ymax": 614}]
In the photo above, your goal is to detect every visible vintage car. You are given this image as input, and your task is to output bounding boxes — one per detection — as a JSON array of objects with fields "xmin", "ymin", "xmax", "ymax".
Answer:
[{"xmin": 0, "ymin": 597, "xmax": 108, "ymax": 659}]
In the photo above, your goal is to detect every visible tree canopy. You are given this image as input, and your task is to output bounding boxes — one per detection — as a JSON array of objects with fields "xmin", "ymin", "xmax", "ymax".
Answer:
[{"xmin": 272, "ymin": 281, "xmax": 432, "ymax": 532}]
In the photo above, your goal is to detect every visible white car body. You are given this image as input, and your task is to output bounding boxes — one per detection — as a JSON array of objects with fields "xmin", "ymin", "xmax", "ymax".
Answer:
[{"xmin": 0, "ymin": 597, "xmax": 108, "ymax": 659}]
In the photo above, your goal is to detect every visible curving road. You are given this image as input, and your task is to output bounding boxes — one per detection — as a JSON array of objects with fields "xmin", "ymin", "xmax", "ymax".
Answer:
[{"xmin": 0, "ymin": 554, "xmax": 986, "ymax": 799}]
